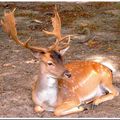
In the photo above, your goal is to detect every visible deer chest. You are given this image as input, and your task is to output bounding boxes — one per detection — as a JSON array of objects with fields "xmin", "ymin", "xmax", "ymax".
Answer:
[{"xmin": 37, "ymin": 77, "xmax": 58, "ymax": 111}]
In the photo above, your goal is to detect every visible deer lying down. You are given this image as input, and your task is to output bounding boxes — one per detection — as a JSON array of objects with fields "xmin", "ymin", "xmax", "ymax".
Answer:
[{"xmin": 1, "ymin": 7, "xmax": 119, "ymax": 116}]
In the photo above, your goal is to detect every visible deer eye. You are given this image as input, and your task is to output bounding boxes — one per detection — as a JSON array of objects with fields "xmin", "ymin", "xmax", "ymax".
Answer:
[{"xmin": 47, "ymin": 61, "xmax": 54, "ymax": 66}]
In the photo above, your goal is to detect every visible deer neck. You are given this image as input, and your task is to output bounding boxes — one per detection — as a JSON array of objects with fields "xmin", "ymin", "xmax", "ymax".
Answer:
[
  {"xmin": 35, "ymin": 62, "xmax": 58, "ymax": 111},
  {"xmin": 38, "ymin": 62, "xmax": 58, "ymax": 88}
]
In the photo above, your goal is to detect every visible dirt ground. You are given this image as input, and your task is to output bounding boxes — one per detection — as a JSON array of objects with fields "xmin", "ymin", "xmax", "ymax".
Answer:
[{"xmin": 0, "ymin": 2, "xmax": 120, "ymax": 118}]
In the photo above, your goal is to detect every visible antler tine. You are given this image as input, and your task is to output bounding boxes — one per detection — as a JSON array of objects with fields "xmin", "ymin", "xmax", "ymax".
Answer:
[
  {"xmin": 1, "ymin": 8, "xmax": 47, "ymax": 52},
  {"xmin": 56, "ymin": 35, "xmax": 71, "ymax": 51},
  {"xmin": 12, "ymin": 8, "xmax": 16, "ymax": 13}
]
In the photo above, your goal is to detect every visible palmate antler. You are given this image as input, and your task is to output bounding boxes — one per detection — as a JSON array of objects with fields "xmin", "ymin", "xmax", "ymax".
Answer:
[
  {"xmin": 1, "ymin": 6, "xmax": 71, "ymax": 53},
  {"xmin": 43, "ymin": 6, "xmax": 71, "ymax": 51},
  {"xmin": 1, "ymin": 8, "xmax": 47, "ymax": 52}
]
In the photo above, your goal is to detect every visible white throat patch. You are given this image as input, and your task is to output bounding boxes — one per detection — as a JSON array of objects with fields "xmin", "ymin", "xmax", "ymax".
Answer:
[
  {"xmin": 47, "ymin": 75, "xmax": 57, "ymax": 87},
  {"xmin": 37, "ymin": 75, "xmax": 58, "ymax": 111}
]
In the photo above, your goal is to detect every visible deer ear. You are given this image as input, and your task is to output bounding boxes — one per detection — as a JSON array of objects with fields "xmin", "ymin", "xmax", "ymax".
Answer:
[
  {"xmin": 59, "ymin": 46, "xmax": 69, "ymax": 56},
  {"xmin": 31, "ymin": 51, "xmax": 45, "ymax": 59}
]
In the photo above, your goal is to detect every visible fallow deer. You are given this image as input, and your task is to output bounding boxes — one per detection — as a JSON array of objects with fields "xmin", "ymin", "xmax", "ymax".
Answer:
[{"xmin": 1, "ymin": 7, "xmax": 119, "ymax": 117}]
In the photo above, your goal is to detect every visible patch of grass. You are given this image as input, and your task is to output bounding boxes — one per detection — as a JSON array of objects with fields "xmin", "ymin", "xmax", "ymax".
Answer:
[
  {"xmin": 92, "ymin": 2, "xmax": 113, "ymax": 9},
  {"xmin": 15, "ymin": 11, "xmax": 37, "ymax": 19},
  {"xmin": 87, "ymin": 24, "xmax": 98, "ymax": 31},
  {"xmin": 17, "ymin": 31, "xmax": 29, "ymax": 36},
  {"xmin": 100, "ymin": 11, "xmax": 115, "ymax": 17},
  {"xmin": 77, "ymin": 24, "xmax": 98, "ymax": 32},
  {"xmin": 78, "ymin": 11, "xmax": 94, "ymax": 18},
  {"xmin": 61, "ymin": 11, "xmax": 77, "ymax": 26},
  {"xmin": 114, "ymin": 3, "xmax": 120, "ymax": 9},
  {"xmin": 115, "ymin": 16, "xmax": 120, "ymax": 29},
  {"xmin": 61, "ymin": 11, "xmax": 94, "ymax": 27}
]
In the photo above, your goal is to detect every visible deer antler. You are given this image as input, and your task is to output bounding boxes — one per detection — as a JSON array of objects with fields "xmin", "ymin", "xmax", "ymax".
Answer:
[
  {"xmin": 43, "ymin": 6, "xmax": 71, "ymax": 51},
  {"xmin": 43, "ymin": 6, "xmax": 62, "ymax": 40},
  {"xmin": 1, "ymin": 8, "xmax": 47, "ymax": 52}
]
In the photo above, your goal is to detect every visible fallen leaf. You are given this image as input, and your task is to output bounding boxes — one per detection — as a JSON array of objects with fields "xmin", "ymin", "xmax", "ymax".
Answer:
[
  {"xmin": 3, "ymin": 63, "xmax": 16, "ymax": 68},
  {"xmin": 25, "ymin": 59, "xmax": 35, "ymax": 64}
]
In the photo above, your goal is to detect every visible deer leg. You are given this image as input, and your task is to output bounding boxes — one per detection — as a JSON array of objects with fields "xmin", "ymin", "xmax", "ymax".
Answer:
[
  {"xmin": 92, "ymin": 84, "xmax": 119, "ymax": 106},
  {"xmin": 32, "ymin": 94, "xmax": 45, "ymax": 113},
  {"xmin": 32, "ymin": 83, "xmax": 45, "ymax": 113},
  {"xmin": 54, "ymin": 100, "xmax": 85, "ymax": 116}
]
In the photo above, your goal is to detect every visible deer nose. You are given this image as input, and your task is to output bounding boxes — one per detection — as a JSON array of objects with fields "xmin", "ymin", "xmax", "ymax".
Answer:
[{"xmin": 63, "ymin": 70, "xmax": 71, "ymax": 78}]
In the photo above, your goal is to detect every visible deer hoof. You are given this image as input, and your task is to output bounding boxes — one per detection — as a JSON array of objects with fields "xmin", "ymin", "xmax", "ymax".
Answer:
[
  {"xmin": 34, "ymin": 106, "xmax": 44, "ymax": 113},
  {"xmin": 90, "ymin": 104, "xmax": 97, "ymax": 110}
]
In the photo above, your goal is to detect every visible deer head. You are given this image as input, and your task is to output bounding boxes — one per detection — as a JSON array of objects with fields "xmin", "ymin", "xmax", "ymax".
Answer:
[{"xmin": 1, "ymin": 7, "xmax": 71, "ymax": 79}]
